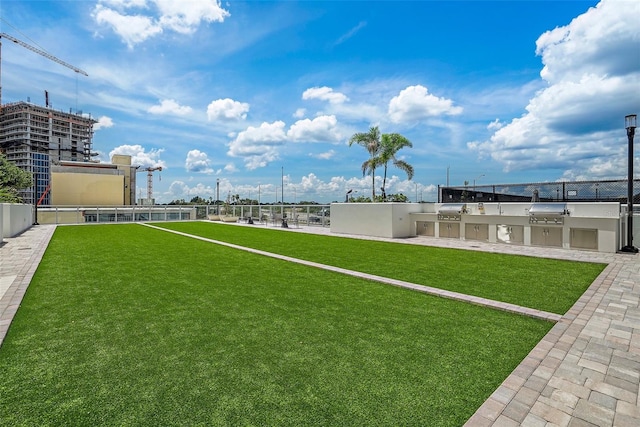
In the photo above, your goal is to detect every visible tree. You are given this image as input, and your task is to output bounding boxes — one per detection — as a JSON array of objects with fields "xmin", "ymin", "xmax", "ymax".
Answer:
[
  {"xmin": 190, "ymin": 196, "xmax": 207, "ymax": 205},
  {"xmin": 379, "ymin": 133, "xmax": 414, "ymax": 201},
  {"xmin": 386, "ymin": 193, "xmax": 409, "ymax": 202},
  {"xmin": 349, "ymin": 126, "xmax": 382, "ymax": 200},
  {"xmin": 0, "ymin": 153, "xmax": 33, "ymax": 203}
]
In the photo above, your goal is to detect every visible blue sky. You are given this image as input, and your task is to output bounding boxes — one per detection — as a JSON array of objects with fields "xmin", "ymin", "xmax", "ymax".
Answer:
[{"xmin": 1, "ymin": 0, "xmax": 638, "ymax": 203}]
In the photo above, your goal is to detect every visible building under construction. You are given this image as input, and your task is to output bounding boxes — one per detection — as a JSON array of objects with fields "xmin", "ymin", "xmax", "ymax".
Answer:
[{"xmin": 0, "ymin": 101, "xmax": 97, "ymax": 205}]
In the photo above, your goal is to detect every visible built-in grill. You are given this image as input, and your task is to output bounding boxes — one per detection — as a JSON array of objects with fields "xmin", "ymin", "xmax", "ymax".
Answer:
[
  {"xmin": 529, "ymin": 203, "xmax": 568, "ymax": 224},
  {"xmin": 437, "ymin": 203, "xmax": 466, "ymax": 221}
]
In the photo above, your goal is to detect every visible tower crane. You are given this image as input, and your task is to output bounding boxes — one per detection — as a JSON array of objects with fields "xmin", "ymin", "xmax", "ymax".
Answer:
[
  {"xmin": 0, "ymin": 32, "xmax": 88, "ymax": 107},
  {"xmin": 143, "ymin": 166, "xmax": 162, "ymax": 204}
]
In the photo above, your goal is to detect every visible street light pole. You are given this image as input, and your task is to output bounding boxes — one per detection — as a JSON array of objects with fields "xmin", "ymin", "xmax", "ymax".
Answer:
[
  {"xmin": 216, "ymin": 178, "xmax": 220, "ymax": 214},
  {"xmin": 622, "ymin": 114, "xmax": 638, "ymax": 253}
]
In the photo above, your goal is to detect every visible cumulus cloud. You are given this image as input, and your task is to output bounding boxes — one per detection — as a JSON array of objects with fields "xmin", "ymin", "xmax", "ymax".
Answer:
[
  {"xmin": 388, "ymin": 85, "xmax": 463, "ymax": 123},
  {"xmin": 109, "ymin": 144, "xmax": 166, "ymax": 168},
  {"xmin": 227, "ymin": 121, "xmax": 287, "ymax": 170},
  {"xmin": 92, "ymin": 0, "xmax": 230, "ymax": 48},
  {"xmin": 226, "ymin": 115, "xmax": 344, "ymax": 170},
  {"xmin": 223, "ymin": 163, "xmax": 238, "ymax": 173},
  {"xmin": 298, "ymin": 173, "xmax": 347, "ymax": 195},
  {"xmin": 207, "ymin": 98, "xmax": 250, "ymax": 121},
  {"xmin": 310, "ymin": 150, "xmax": 336, "ymax": 160},
  {"xmin": 148, "ymin": 99, "xmax": 193, "ymax": 116},
  {"xmin": 469, "ymin": 0, "xmax": 640, "ymax": 179},
  {"xmin": 302, "ymin": 86, "xmax": 349, "ymax": 104},
  {"xmin": 93, "ymin": 6, "xmax": 161, "ymax": 47},
  {"xmin": 292, "ymin": 173, "xmax": 436, "ymax": 202},
  {"xmin": 287, "ymin": 115, "xmax": 342, "ymax": 143},
  {"xmin": 166, "ymin": 180, "xmax": 216, "ymax": 199},
  {"xmin": 93, "ymin": 115, "xmax": 114, "ymax": 131},
  {"xmin": 185, "ymin": 149, "xmax": 213, "ymax": 173},
  {"xmin": 487, "ymin": 119, "xmax": 503, "ymax": 131}
]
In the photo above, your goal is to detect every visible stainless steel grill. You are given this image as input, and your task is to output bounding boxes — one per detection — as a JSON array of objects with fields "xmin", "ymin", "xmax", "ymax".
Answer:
[
  {"xmin": 438, "ymin": 203, "xmax": 466, "ymax": 221},
  {"xmin": 529, "ymin": 203, "xmax": 568, "ymax": 224}
]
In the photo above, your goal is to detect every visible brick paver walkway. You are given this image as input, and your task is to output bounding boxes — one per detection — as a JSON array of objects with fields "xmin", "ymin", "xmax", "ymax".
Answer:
[
  {"xmin": 1, "ymin": 222, "xmax": 638, "ymax": 426},
  {"xmin": 0, "ymin": 224, "xmax": 56, "ymax": 347}
]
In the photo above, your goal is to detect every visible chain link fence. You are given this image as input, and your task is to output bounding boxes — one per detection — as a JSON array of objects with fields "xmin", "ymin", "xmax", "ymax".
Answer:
[{"xmin": 439, "ymin": 179, "xmax": 640, "ymax": 204}]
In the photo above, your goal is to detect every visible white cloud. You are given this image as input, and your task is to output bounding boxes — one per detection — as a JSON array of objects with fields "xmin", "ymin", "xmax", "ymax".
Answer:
[
  {"xmin": 302, "ymin": 86, "xmax": 349, "ymax": 104},
  {"xmin": 148, "ymin": 99, "xmax": 193, "ymax": 116},
  {"xmin": 93, "ymin": 116, "xmax": 114, "ymax": 131},
  {"xmin": 487, "ymin": 119, "xmax": 503, "ymax": 131},
  {"xmin": 334, "ymin": 21, "xmax": 367, "ymax": 46},
  {"xmin": 469, "ymin": 0, "xmax": 640, "ymax": 179},
  {"xmin": 155, "ymin": 0, "xmax": 230, "ymax": 34},
  {"xmin": 185, "ymin": 149, "xmax": 213, "ymax": 173},
  {"xmin": 388, "ymin": 85, "xmax": 463, "ymax": 123},
  {"xmin": 93, "ymin": 0, "xmax": 230, "ymax": 48},
  {"xmin": 223, "ymin": 163, "xmax": 238, "ymax": 173},
  {"xmin": 536, "ymin": 0, "xmax": 636, "ymax": 84},
  {"xmin": 109, "ymin": 144, "xmax": 166, "ymax": 169},
  {"xmin": 293, "ymin": 108, "xmax": 306, "ymax": 119},
  {"xmin": 207, "ymin": 98, "xmax": 250, "ymax": 121},
  {"xmin": 298, "ymin": 173, "xmax": 347, "ymax": 194},
  {"xmin": 227, "ymin": 121, "xmax": 287, "ymax": 170},
  {"xmin": 166, "ymin": 180, "xmax": 216, "ymax": 200},
  {"xmin": 310, "ymin": 150, "xmax": 336, "ymax": 160},
  {"xmin": 93, "ymin": 5, "xmax": 163, "ymax": 48},
  {"xmin": 287, "ymin": 115, "xmax": 342, "ymax": 143}
]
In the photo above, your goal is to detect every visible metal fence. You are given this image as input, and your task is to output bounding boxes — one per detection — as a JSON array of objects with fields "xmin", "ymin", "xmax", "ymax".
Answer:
[
  {"xmin": 35, "ymin": 204, "xmax": 332, "ymax": 227},
  {"xmin": 439, "ymin": 179, "xmax": 640, "ymax": 204}
]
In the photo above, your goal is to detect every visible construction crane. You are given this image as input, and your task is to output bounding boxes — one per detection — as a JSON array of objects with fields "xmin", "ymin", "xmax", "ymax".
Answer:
[
  {"xmin": 144, "ymin": 166, "xmax": 163, "ymax": 203},
  {"xmin": 0, "ymin": 32, "xmax": 88, "ymax": 107}
]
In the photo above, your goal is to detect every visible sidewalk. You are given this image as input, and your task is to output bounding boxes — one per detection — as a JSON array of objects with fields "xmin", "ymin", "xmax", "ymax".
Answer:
[
  {"xmin": 0, "ymin": 223, "xmax": 638, "ymax": 426},
  {"xmin": 0, "ymin": 224, "xmax": 56, "ymax": 347}
]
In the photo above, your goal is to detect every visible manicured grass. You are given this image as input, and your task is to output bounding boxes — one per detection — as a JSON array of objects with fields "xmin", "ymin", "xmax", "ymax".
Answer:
[
  {"xmin": 155, "ymin": 221, "xmax": 606, "ymax": 314},
  {"xmin": 0, "ymin": 224, "xmax": 553, "ymax": 426}
]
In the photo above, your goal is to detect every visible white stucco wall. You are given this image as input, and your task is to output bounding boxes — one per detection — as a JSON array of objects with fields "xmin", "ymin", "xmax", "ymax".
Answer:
[
  {"xmin": 330, "ymin": 203, "xmax": 423, "ymax": 238},
  {"xmin": 2, "ymin": 203, "xmax": 33, "ymax": 238},
  {"xmin": 332, "ymin": 201, "xmax": 623, "ymax": 253}
]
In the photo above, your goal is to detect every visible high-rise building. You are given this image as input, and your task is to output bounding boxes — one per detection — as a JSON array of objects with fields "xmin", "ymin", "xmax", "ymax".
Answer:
[{"xmin": 0, "ymin": 101, "xmax": 97, "ymax": 205}]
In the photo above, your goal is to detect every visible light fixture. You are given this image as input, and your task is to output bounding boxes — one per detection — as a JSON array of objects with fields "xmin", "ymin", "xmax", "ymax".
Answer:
[{"xmin": 621, "ymin": 114, "xmax": 638, "ymax": 253}]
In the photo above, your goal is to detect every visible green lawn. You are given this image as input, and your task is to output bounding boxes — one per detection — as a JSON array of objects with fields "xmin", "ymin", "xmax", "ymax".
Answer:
[
  {"xmin": 0, "ymin": 224, "xmax": 562, "ymax": 426},
  {"xmin": 155, "ymin": 221, "xmax": 606, "ymax": 314}
]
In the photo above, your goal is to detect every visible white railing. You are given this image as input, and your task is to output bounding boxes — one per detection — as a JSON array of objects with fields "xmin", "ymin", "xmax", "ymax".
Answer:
[{"xmin": 35, "ymin": 204, "xmax": 331, "ymax": 227}]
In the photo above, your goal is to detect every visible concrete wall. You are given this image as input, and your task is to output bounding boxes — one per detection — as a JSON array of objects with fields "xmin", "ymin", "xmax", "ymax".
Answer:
[
  {"xmin": 51, "ymin": 172, "xmax": 125, "ymax": 206},
  {"xmin": 330, "ymin": 202, "xmax": 624, "ymax": 253},
  {"xmin": 330, "ymin": 203, "xmax": 423, "ymax": 238},
  {"xmin": 411, "ymin": 202, "xmax": 621, "ymax": 253},
  {"xmin": 2, "ymin": 203, "xmax": 32, "ymax": 238}
]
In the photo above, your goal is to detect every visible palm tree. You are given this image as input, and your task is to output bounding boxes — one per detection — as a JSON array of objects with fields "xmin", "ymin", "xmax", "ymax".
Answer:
[
  {"xmin": 349, "ymin": 126, "xmax": 382, "ymax": 200},
  {"xmin": 379, "ymin": 133, "xmax": 414, "ymax": 201}
]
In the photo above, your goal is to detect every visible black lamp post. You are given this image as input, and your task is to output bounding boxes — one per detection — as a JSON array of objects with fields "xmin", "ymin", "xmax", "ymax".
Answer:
[
  {"xmin": 621, "ymin": 114, "xmax": 638, "ymax": 253},
  {"xmin": 216, "ymin": 178, "xmax": 220, "ymax": 214}
]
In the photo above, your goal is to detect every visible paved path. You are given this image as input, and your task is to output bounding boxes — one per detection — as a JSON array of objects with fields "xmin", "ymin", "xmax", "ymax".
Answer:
[
  {"xmin": 0, "ymin": 224, "xmax": 56, "ymax": 347},
  {"xmin": 0, "ymin": 222, "xmax": 638, "ymax": 426}
]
